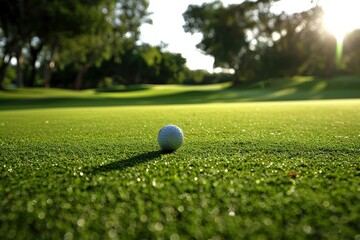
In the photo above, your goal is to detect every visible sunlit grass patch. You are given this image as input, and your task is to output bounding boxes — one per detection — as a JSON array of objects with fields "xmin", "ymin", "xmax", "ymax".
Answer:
[
  {"xmin": 0, "ymin": 100, "xmax": 359, "ymax": 239},
  {"xmin": 1, "ymin": 77, "xmax": 360, "ymax": 111}
]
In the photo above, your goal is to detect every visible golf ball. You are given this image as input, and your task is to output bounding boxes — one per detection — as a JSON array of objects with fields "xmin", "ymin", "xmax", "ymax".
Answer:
[{"xmin": 158, "ymin": 124, "xmax": 184, "ymax": 151}]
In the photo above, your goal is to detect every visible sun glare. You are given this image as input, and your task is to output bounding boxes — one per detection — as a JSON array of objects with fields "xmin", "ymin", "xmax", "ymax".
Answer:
[
  {"xmin": 320, "ymin": 0, "xmax": 360, "ymax": 68},
  {"xmin": 321, "ymin": 0, "xmax": 359, "ymax": 41}
]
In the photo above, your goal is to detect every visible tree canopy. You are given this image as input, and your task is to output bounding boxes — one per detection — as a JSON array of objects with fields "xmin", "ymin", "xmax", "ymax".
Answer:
[
  {"xmin": 183, "ymin": 0, "xmax": 360, "ymax": 85},
  {"xmin": 0, "ymin": 0, "xmax": 152, "ymax": 89},
  {"xmin": 1, "ymin": 0, "xmax": 360, "ymax": 89}
]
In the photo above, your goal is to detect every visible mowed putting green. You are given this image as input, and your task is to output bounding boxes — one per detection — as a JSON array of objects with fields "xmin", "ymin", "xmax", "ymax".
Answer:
[{"xmin": 1, "ymin": 97, "xmax": 360, "ymax": 238}]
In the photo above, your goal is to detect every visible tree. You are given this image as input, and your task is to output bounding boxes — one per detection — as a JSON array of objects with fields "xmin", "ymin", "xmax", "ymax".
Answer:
[
  {"xmin": 0, "ymin": 0, "xmax": 151, "ymax": 89},
  {"xmin": 343, "ymin": 30, "xmax": 360, "ymax": 74},
  {"xmin": 157, "ymin": 51, "xmax": 187, "ymax": 84},
  {"xmin": 183, "ymin": 1, "xmax": 349, "ymax": 84},
  {"xmin": 264, "ymin": 6, "xmax": 338, "ymax": 77},
  {"xmin": 90, "ymin": 43, "xmax": 188, "ymax": 86},
  {"xmin": 55, "ymin": 0, "xmax": 151, "ymax": 89},
  {"xmin": 0, "ymin": 0, "xmax": 25, "ymax": 89},
  {"xmin": 183, "ymin": 0, "xmax": 277, "ymax": 85},
  {"xmin": 0, "ymin": 0, "xmax": 106, "ymax": 88}
]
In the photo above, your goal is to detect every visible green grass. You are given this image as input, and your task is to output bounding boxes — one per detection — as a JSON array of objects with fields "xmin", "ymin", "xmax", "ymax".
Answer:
[
  {"xmin": 0, "ymin": 77, "xmax": 360, "ymax": 239},
  {"xmin": 1, "ymin": 76, "xmax": 359, "ymax": 110},
  {"xmin": 1, "ymin": 100, "xmax": 360, "ymax": 239}
]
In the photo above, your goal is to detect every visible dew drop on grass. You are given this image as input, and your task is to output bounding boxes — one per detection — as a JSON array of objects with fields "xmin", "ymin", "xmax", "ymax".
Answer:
[
  {"xmin": 38, "ymin": 212, "xmax": 46, "ymax": 219},
  {"xmin": 264, "ymin": 218, "xmax": 272, "ymax": 225},
  {"xmin": 64, "ymin": 232, "xmax": 73, "ymax": 240},
  {"xmin": 61, "ymin": 203, "xmax": 71, "ymax": 209},
  {"xmin": 140, "ymin": 215, "xmax": 148, "ymax": 222},
  {"xmin": 303, "ymin": 225, "xmax": 312, "ymax": 234},
  {"xmin": 46, "ymin": 221, "xmax": 54, "ymax": 229},
  {"xmin": 154, "ymin": 222, "xmax": 163, "ymax": 231},
  {"xmin": 228, "ymin": 211, "xmax": 235, "ymax": 217},
  {"xmin": 27, "ymin": 203, "xmax": 34, "ymax": 213},
  {"xmin": 108, "ymin": 229, "xmax": 117, "ymax": 239},
  {"xmin": 287, "ymin": 186, "xmax": 295, "ymax": 195},
  {"xmin": 77, "ymin": 218, "xmax": 85, "ymax": 227},
  {"xmin": 170, "ymin": 233, "xmax": 180, "ymax": 240},
  {"xmin": 177, "ymin": 206, "xmax": 184, "ymax": 212}
]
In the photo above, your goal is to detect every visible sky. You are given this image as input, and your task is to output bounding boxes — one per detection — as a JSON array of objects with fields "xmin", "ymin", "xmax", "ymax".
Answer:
[
  {"xmin": 139, "ymin": 0, "xmax": 359, "ymax": 72},
  {"xmin": 139, "ymin": 0, "xmax": 226, "ymax": 71}
]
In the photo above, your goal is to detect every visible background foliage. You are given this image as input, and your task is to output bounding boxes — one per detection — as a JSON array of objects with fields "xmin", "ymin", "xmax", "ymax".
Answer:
[{"xmin": 0, "ymin": 0, "xmax": 359, "ymax": 89}]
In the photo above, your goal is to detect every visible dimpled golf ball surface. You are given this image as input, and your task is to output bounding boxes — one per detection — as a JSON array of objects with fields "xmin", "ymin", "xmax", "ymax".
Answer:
[{"xmin": 158, "ymin": 125, "xmax": 184, "ymax": 151}]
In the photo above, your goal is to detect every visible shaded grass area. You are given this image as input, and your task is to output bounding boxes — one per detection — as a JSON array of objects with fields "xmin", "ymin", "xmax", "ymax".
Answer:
[
  {"xmin": 250, "ymin": 75, "xmax": 360, "ymax": 90},
  {"xmin": 0, "ymin": 101, "xmax": 359, "ymax": 239},
  {"xmin": 1, "ymin": 76, "xmax": 360, "ymax": 110}
]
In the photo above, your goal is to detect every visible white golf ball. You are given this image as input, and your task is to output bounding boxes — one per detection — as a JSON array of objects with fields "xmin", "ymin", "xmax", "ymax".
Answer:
[{"xmin": 157, "ymin": 124, "xmax": 184, "ymax": 151}]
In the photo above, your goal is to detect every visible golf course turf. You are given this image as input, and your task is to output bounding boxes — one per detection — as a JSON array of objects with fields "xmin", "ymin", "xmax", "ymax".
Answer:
[{"xmin": 0, "ymin": 81, "xmax": 359, "ymax": 239}]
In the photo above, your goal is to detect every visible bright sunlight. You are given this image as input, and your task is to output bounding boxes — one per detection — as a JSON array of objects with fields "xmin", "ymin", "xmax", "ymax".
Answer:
[
  {"xmin": 321, "ymin": 0, "xmax": 360, "ymax": 68},
  {"xmin": 321, "ymin": 0, "xmax": 359, "ymax": 41}
]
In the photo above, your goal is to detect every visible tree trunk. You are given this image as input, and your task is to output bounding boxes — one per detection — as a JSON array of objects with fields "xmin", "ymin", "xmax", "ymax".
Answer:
[
  {"xmin": 0, "ymin": 56, "xmax": 11, "ymax": 90},
  {"xmin": 0, "ymin": 65, "xmax": 8, "ymax": 90},
  {"xmin": 74, "ymin": 54, "xmax": 93, "ymax": 90},
  {"xmin": 134, "ymin": 63, "xmax": 143, "ymax": 85},
  {"xmin": 232, "ymin": 68, "xmax": 240, "ymax": 87},
  {"xmin": 74, "ymin": 62, "xmax": 91, "ymax": 90},
  {"xmin": 16, "ymin": 50, "xmax": 24, "ymax": 87},
  {"xmin": 28, "ymin": 59, "xmax": 37, "ymax": 87},
  {"xmin": 27, "ymin": 43, "xmax": 43, "ymax": 87},
  {"xmin": 43, "ymin": 44, "xmax": 57, "ymax": 88}
]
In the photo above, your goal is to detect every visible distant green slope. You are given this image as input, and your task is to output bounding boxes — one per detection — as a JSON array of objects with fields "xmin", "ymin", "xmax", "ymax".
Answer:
[{"xmin": 0, "ymin": 76, "xmax": 359, "ymax": 110}]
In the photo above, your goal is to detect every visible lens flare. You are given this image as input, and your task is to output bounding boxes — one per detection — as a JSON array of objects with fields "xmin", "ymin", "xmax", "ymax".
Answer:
[
  {"xmin": 322, "ymin": 0, "xmax": 359, "ymax": 41},
  {"xmin": 321, "ymin": 0, "xmax": 359, "ymax": 68}
]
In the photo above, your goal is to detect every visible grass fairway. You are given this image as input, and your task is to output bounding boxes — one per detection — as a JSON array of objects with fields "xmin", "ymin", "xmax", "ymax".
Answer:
[
  {"xmin": 1, "ymin": 76, "xmax": 360, "ymax": 110},
  {"xmin": 1, "ymin": 78, "xmax": 360, "ymax": 239},
  {"xmin": 1, "ymin": 97, "xmax": 359, "ymax": 239}
]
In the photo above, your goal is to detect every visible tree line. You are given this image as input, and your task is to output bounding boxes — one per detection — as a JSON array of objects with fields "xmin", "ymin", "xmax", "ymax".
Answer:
[
  {"xmin": 0, "ymin": 0, "xmax": 152, "ymax": 89},
  {"xmin": 1, "ymin": 0, "xmax": 359, "ymax": 90},
  {"xmin": 183, "ymin": 0, "xmax": 360, "ymax": 85}
]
